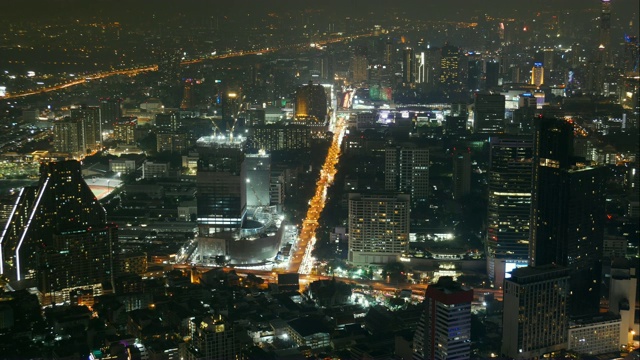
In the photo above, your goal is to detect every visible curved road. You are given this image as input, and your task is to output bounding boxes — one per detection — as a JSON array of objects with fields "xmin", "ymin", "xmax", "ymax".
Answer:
[{"xmin": 1, "ymin": 34, "xmax": 371, "ymax": 100}]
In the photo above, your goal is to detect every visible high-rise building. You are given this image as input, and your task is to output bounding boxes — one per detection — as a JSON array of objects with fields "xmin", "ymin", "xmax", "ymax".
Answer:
[
  {"xmin": 609, "ymin": 258, "xmax": 638, "ymax": 347},
  {"xmin": 242, "ymin": 152, "xmax": 271, "ymax": 209},
  {"xmin": 99, "ymin": 98, "xmax": 122, "ymax": 132},
  {"xmin": 486, "ymin": 137, "xmax": 533, "ymax": 286},
  {"xmin": 293, "ymin": 81, "xmax": 327, "ymax": 126},
  {"xmin": 350, "ymin": 53, "xmax": 368, "ymax": 84},
  {"xmin": 502, "ymin": 265, "xmax": 570, "ymax": 359},
  {"xmin": 467, "ymin": 58, "xmax": 483, "ymax": 90},
  {"xmin": 70, "ymin": 104, "xmax": 101, "ymax": 152},
  {"xmin": 598, "ymin": 0, "xmax": 612, "ymax": 66},
  {"xmin": 384, "ymin": 145, "xmax": 429, "ymax": 206},
  {"xmin": 196, "ymin": 145, "xmax": 246, "ymax": 235},
  {"xmin": 473, "ymin": 93, "xmax": 505, "ymax": 134},
  {"xmin": 452, "ymin": 151, "xmax": 471, "ymax": 200},
  {"xmin": 531, "ymin": 62, "xmax": 544, "ymax": 87},
  {"xmin": 485, "ymin": 60, "xmax": 500, "ymax": 89},
  {"xmin": 249, "ymin": 124, "xmax": 311, "ymax": 151},
  {"xmin": 184, "ymin": 315, "xmax": 244, "ymax": 360},
  {"xmin": 181, "ymin": 79, "xmax": 195, "ymax": 110},
  {"xmin": 347, "ymin": 193, "xmax": 410, "ymax": 265},
  {"xmin": 439, "ymin": 44, "xmax": 460, "ymax": 91},
  {"xmin": 445, "ymin": 103, "xmax": 468, "ymax": 137},
  {"xmin": 53, "ymin": 117, "xmax": 84, "ymax": 157},
  {"xmin": 158, "ymin": 49, "xmax": 182, "ymax": 85},
  {"xmin": 0, "ymin": 161, "xmax": 116, "ymax": 294},
  {"xmin": 413, "ymin": 277, "xmax": 473, "ymax": 360},
  {"xmin": 156, "ymin": 112, "xmax": 179, "ymax": 132},
  {"xmin": 402, "ymin": 48, "xmax": 414, "ymax": 83},
  {"xmin": 113, "ymin": 118, "xmax": 137, "ymax": 145},
  {"xmin": 530, "ymin": 117, "xmax": 607, "ymax": 317},
  {"xmin": 416, "ymin": 51, "xmax": 426, "ymax": 83}
]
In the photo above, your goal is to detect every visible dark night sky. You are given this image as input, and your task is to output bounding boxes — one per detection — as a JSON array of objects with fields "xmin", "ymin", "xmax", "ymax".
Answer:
[{"xmin": 2, "ymin": 0, "xmax": 638, "ymax": 20}]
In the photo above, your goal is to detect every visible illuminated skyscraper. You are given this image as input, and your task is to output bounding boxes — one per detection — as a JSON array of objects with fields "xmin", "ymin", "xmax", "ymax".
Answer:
[
  {"xmin": 70, "ymin": 104, "xmax": 102, "ymax": 152},
  {"xmin": 350, "ymin": 47, "xmax": 368, "ymax": 83},
  {"xmin": 196, "ymin": 144, "xmax": 246, "ymax": 235},
  {"xmin": 502, "ymin": 265, "xmax": 570, "ymax": 359},
  {"xmin": 293, "ymin": 81, "xmax": 327, "ymax": 125},
  {"xmin": 181, "ymin": 79, "xmax": 195, "ymax": 110},
  {"xmin": 184, "ymin": 315, "xmax": 244, "ymax": 360},
  {"xmin": 439, "ymin": 43, "xmax": 460, "ymax": 91},
  {"xmin": 413, "ymin": 277, "xmax": 473, "ymax": 360},
  {"xmin": 467, "ymin": 58, "xmax": 482, "ymax": 90},
  {"xmin": 530, "ymin": 62, "xmax": 544, "ymax": 87},
  {"xmin": 452, "ymin": 151, "xmax": 471, "ymax": 200},
  {"xmin": 158, "ymin": 49, "xmax": 182, "ymax": 85},
  {"xmin": 348, "ymin": 193, "xmax": 410, "ymax": 265},
  {"xmin": 0, "ymin": 161, "xmax": 117, "ymax": 295},
  {"xmin": 530, "ymin": 117, "xmax": 606, "ymax": 317},
  {"xmin": 486, "ymin": 137, "xmax": 533, "ymax": 286},
  {"xmin": 598, "ymin": 0, "xmax": 612, "ymax": 65},
  {"xmin": 242, "ymin": 152, "xmax": 271, "ymax": 209}
]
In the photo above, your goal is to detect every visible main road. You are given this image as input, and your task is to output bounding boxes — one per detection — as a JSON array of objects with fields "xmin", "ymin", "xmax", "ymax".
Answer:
[{"xmin": 1, "ymin": 34, "xmax": 372, "ymax": 100}]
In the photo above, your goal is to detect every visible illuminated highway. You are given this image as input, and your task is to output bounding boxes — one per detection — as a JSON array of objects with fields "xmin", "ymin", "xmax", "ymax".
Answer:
[
  {"xmin": 1, "ymin": 34, "xmax": 372, "ymax": 100},
  {"xmin": 289, "ymin": 115, "xmax": 346, "ymax": 274}
]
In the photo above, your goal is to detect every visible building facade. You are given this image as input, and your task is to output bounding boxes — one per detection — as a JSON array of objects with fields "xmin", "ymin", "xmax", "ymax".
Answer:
[
  {"xmin": 348, "ymin": 193, "xmax": 410, "ymax": 265},
  {"xmin": 384, "ymin": 146, "xmax": 429, "ymax": 207}
]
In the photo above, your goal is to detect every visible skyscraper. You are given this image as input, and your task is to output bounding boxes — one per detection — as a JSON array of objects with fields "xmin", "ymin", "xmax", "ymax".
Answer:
[
  {"xmin": 531, "ymin": 62, "xmax": 544, "ymax": 87},
  {"xmin": 502, "ymin": 265, "xmax": 570, "ymax": 359},
  {"xmin": 486, "ymin": 137, "xmax": 533, "ymax": 286},
  {"xmin": 350, "ymin": 50, "xmax": 368, "ymax": 84},
  {"xmin": 384, "ymin": 145, "xmax": 429, "ymax": 207},
  {"xmin": 609, "ymin": 259, "xmax": 638, "ymax": 347},
  {"xmin": 598, "ymin": 0, "xmax": 612, "ymax": 65},
  {"xmin": 0, "ymin": 161, "xmax": 117, "ymax": 295},
  {"xmin": 473, "ymin": 93, "xmax": 505, "ymax": 134},
  {"xmin": 293, "ymin": 81, "xmax": 328, "ymax": 126},
  {"xmin": 439, "ymin": 43, "xmax": 460, "ymax": 91},
  {"xmin": 184, "ymin": 315, "xmax": 244, "ymax": 360},
  {"xmin": 467, "ymin": 58, "xmax": 482, "ymax": 90},
  {"xmin": 196, "ymin": 145, "xmax": 246, "ymax": 235},
  {"xmin": 530, "ymin": 117, "xmax": 607, "ymax": 317},
  {"xmin": 99, "ymin": 98, "xmax": 122, "ymax": 132},
  {"xmin": 242, "ymin": 152, "xmax": 271, "ymax": 209},
  {"xmin": 348, "ymin": 193, "xmax": 410, "ymax": 265},
  {"xmin": 402, "ymin": 48, "xmax": 414, "ymax": 83},
  {"xmin": 485, "ymin": 60, "xmax": 500, "ymax": 89},
  {"xmin": 70, "ymin": 104, "xmax": 101, "ymax": 152},
  {"xmin": 413, "ymin": 277, "xmax": 473, "ymax": 360},
  {"xmin": 53, "ymin": 117, "xmax": 84, "ymax": 158},
  {"xmin": 452, "ymin": 151, "xmax": 471, "ymax": 200}
]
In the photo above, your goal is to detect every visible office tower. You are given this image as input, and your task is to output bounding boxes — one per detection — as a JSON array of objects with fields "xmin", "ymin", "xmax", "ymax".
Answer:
[
  {"xmin": 70, "ymin": 104, "xmax": 102, "ymax": 152},
  {"xmin": 467, "ymin": 58, "xmax": 482, "ymax": 90},
  {"xmin": 486, "ymin": 137, "xmax": 533, "ymax": 286},
  {"xmin": 156, "ymin": 132, "xmax": 187, "ymax": 154},
  {"xmin": 242, "ymin": 152, "xmax": 271, "ymax": 209},
  {"xmin": 0, "ymin": 161, "xmax": 116, "ymax": 294},
  {"xmin": 156, "ymin": 112, "xmax": 179, "ymax": 132},
  {"xmin": 113, "ymin": 118, "xmax": 137, "ymax": 145},
  {"xmin": 99, "ymin": 98, "xmax": 122, "ymax": 132},
  {"xmin": 485, "ymin": 60, "xmax": 500, "ymax": 89},
  {"xmin": 184, "ymin": 315, "xmax": 244, "ymax": 360},
  {"xmin": 196, "ymin": 145, "xmax": 246, "ymax": 235},
  {"xmin": 502, "ymin": 265, "xmax": 570, "ymax": 359},
  {"xmin": 347, "ymin": 193, "xmax": 410, "ymax": 265},
  {"xmin": 473, "ymin": 93, "xmax": 505, "ymax": 134},
  {"xmin": 568, "ymin": 314, "xmax": 621, "ymax": 356},
  {"xmin": 293, "ymin": 81, "xmax": 327, "ymax": 125},
  {"xmin": 423, "ymin": 47, "xmax": 441, "ymax": 86},
  {"xmin": 609, "ymin": 258, "xmax": 638, "ymax": 347},
  {"xmin": 402, "ymin": 48, "xmax": 414, "ymax": 83},
  {"xmin": 350, "ymin": 50, "xmax": 368, "ymax": 83},
  {"xmin": 445, "ymin": 103, "xmax": 468, "ymax": 137},
  {"xmin": 530, "ymin": 117, "xmax": 607, "ymax": 317},
  {"xmin": 53, "ymin": 117, "xmax": 84, "ymax": 157},
  {"xmin": 531, "ymin": 62, "xmax": 544, "ymax": 87},
  {"xmin": 598, "ymin": 0, "xmax": 612, "ymax": 65},
  {"xmin": 416, "ymin": 51, "xmax": 426, "ymax": 83},
  {"xmin": 623, "ymin": 35, "xmax": 639, "ymax": 75},
  {"xmin": 413, "ymin": 277, "xmax": 473, "ymax": 360},
  {"xmin": 384, "ymin": 145, "xmax": 429, "ymax": 206},
  {"xmin": 384, "ymin": 40, "xmax": 394, "ymax": 65},
  {"xmin": 158, "ymin": 49, "xmax": 182, "ymax": 85},
  {"xmin": 513, "ymin": 93, "xmax": 537, "ymax": 134},
  {"xmin": 452, "ymin": 151, "xmax": 470, "ymax": 200},
  {"xmin": 439, "ymin": 43, "xmax": 460, "ymax": 91}
]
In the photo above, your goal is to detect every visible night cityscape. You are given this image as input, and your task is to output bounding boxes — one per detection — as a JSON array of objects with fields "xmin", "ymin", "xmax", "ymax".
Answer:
[{"xmin": 0, "ymin": 0, "xmax": 638, "ymax": 359}]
